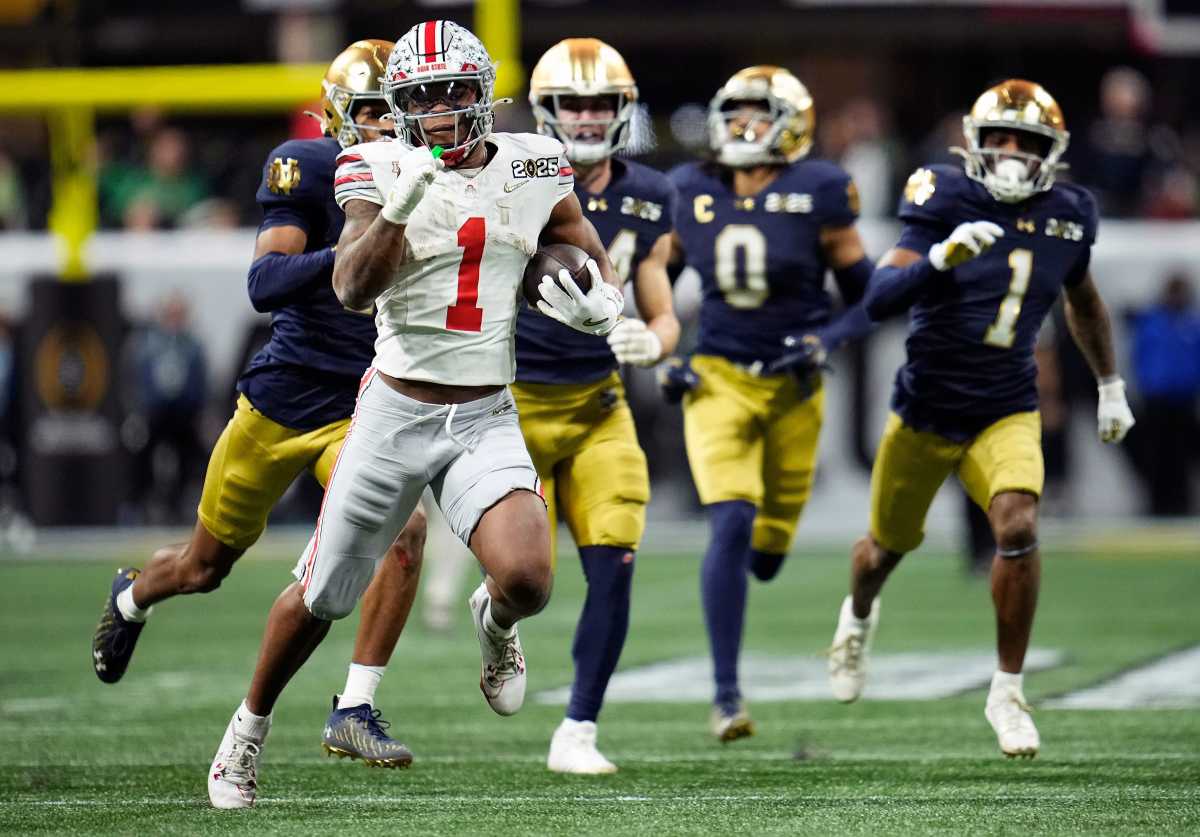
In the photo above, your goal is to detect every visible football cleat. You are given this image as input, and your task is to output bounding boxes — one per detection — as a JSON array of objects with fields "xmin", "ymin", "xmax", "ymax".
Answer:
[
  {"xmin": 709, "ymin": 698, "xmax": 755, "ymax": 743},
  {"xmin": 91, "ymin": 567, "xmax": 146, "ymax": 684},
  {"xmin": 827, "ymin": 595, "xmax": 879, "ymax": 703},
  {"xmin": 985, "ymin": 674, "xmax": 1040, "ymax": 759},
  {"xmin": 321, "ymin": 696, "xmax": 413, "ymax": 768},
  {"xmin": 547, "ymin": 718, "xmax": 618, "ymax": 775},
  {"xmin": 468, "ymin": 581, "xmax": 527, "ymax": 716},
  {"xmin": 208, "ymin": 713, "xmax": 267, "ymax": 810}
]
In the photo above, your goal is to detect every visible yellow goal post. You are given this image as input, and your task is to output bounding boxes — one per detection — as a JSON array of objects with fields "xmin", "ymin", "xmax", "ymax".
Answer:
[{"xmin": 0, "ymin": 0, "xmax": 521, "ymax": 281}]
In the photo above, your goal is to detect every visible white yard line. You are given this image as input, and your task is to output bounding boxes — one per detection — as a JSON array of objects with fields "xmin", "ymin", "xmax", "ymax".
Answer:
[{"xmin": 1046, "ymin": 644, "xmax": 1200, "ymax": 709}]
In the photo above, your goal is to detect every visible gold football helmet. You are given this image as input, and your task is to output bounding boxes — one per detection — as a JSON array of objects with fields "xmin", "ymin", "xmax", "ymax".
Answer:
[
  {"xmin": 529, "ymin": 38, "xmax": 638, "ymax": 165},
  {"xmin": 956, "ymin": 79, "xmax": 1069, "ymax": 203},
  {"xmin": 707, "ymin": 66, "xmax": 814, "ymax": 168},
  {"xmin": 320, "ymin": 39, "xmax": 393, "ymax": 148}
]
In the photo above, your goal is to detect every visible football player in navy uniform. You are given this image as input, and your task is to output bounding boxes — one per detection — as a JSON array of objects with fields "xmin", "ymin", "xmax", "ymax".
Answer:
[
  {"xmin": 92, "ymin": 41, "xmax": 425, "ymax": 770},
  {"xmin": 826, "ymin": 80, "xmax": 1135, "ymax": 758},
  {"xmin": 516, "ymin": 38, "xmax": 680, "ymax": 773},
  {"xmin": 665, "ymin": 67, "xmax": 874, "ymax": 741}
]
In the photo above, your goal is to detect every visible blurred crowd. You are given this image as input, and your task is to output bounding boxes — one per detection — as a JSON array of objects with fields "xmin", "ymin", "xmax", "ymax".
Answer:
[{"xmin": 0, "ymin": 66, "xmax": 1197, "ymax": 232}]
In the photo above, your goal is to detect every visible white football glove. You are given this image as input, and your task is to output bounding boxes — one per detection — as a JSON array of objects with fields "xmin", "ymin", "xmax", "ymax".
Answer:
[
  {"xmin": 1097, "ymin": 377, "xmax": 1136, "ymax": 444},
  {"xmin": 929, "ymin": 221, "xmax": 1005, "ymax": 271},
  {"xmin": 536, "ymin": 259, "xmax": 624, "ymax": 336},
  {"xmin": 381, "ymin": 146, "xmax": 444, "ymax": 225},
  {"xmin": 607, "ymin": 318, "xmax": 663, "ymax": 366}
]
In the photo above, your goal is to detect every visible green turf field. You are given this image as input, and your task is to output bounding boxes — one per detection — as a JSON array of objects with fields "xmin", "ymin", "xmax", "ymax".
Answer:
[{"xmin": 2, "ymin": 542, "xmax": 1198, "ymax": 835}]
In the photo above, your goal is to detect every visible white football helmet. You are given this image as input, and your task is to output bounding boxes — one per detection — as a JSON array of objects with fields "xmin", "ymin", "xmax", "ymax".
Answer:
[{"xmin": 383, "ymin": 20, "xmax": 507, "ymax": 164}]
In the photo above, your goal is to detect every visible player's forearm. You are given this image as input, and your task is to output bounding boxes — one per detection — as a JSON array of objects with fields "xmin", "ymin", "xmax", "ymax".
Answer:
[
  {"xmin": 646, "ymin": 311, "xmax": 681, "ymax": 357},
  {"xmin": 864, "ymin": 256, "xmax": 940, "ymax": 321},
  {"xmin": 247, "ymin": 248, "xmax": 335, "ymax": 313},
  {"xmin": 820, "ymin": 303, "xmax": 874, "ymax": 352},
  {"xmin": 333, "ymin": 217, "xmax": 408, "ymax": 311},
  {"xmin": 1065, "ymin": 291, "xmax": 1118, "ymax": 380}
]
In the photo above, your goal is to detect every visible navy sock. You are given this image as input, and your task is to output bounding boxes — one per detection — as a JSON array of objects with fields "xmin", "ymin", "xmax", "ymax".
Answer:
[
  {"xmin": 749, "ymin": 549, "xmax": 786, "ymax": 582},
  {"xmin": 566, "ymin": 545, "xmax": 635, "ymax": 723},
  {"xmin": 701, "ymin": 500, "xmax": 756, "ymax": 706}
]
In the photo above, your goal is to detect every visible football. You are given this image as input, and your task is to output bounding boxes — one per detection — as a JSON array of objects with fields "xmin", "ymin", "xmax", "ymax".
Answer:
[{"xmin": 522, "ymin": 243, "xmax": 593, "ymax": 307}]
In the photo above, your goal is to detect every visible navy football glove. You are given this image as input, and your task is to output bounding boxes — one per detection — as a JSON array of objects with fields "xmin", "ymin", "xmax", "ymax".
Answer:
[
  {"xmin": 658, "ymin": 357, "xmax": 700, "ymax": 404},
  {"xmin": 769, "ymin": 333, "xmax": 829, "ymax": 377}
]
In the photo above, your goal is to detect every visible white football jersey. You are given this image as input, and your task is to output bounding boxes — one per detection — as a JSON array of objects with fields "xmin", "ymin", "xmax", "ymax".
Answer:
[{"xmin": 334, "ymin": 133, "xmax": 574, "ymax": 385}]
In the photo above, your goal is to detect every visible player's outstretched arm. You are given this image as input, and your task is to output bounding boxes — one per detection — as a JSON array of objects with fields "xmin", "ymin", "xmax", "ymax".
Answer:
[
  {"xmin": 246, "ymin": 224, "xmax": 335, "ymax": 313},
  {"xmin": 331, "ymin": 199, "xmax": 408, "ymax": 312},
  {"xmin": 865, "ymin": 221, "xmax": 1003, "ymax": 320},
  {"xmin": 1064, "ymin": 273, "xmax": 1136, "ymax": 443},
  {"xmin": 610, "ymin": 232, "xmax": 680, "ymax": 366}
]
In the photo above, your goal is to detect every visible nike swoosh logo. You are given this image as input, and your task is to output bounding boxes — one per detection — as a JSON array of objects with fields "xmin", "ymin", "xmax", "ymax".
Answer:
[
  {"xmin": 503, "ymin": 181, "xmax": 528, "ymax": 193},
  {"xmin": 582, "ymin": 318, "xmax": 608, "ymax": 327}
]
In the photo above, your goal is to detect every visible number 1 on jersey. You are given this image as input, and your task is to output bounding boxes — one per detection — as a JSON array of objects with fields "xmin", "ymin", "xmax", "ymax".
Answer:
[
  {"xmin": 446, "ymin": 217, "xmax": 486, "ymax": 332},
  {"xmin": 983, "ymin": 248, "xmax": 1033, "ymax": 349}
]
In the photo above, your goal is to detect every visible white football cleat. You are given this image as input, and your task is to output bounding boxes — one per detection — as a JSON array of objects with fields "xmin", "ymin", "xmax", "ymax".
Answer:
[
  {"xmin": 208, "ymin": 712, "xmax": 267, "ymax": 809},
  {"xmin": 468, "ymin": 581, "xmax": 526, "ymax": 716},
  {"xmin": 547, "ymin": 719, "xmax": 618, "ymax": 774},
  {"xmin": 827, "ymin": 595, "xmax": 879, "ymax": 703},
  {"xmin": 985, "ymin": 673, "xmax": 1040, "ymax": 759}
]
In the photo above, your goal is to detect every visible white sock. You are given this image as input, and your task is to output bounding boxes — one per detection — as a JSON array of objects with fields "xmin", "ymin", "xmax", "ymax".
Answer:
[
  {"xmin": 233, "ymin": 700, "xmax": 271, "ymax": 741},
  {"xmin": 991, "ymin": 670, "xmax": 1024, "ymax": 693},
  {"xmin": 116, "ymin": 585, "xmax": 151, "ymax": 623},
  {"xmin": 484, "ymin": 599, "xmax": 516, "ymax": 639},
  {"xmin": 338, "ymin": 664, "xmax": 386, "ymax": 709}
]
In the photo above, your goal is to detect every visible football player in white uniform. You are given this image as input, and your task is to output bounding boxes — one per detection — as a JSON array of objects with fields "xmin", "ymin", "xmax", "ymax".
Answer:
[{"xmin": 208, "ymin": 20, "xmax": 624, "ymax": 809}]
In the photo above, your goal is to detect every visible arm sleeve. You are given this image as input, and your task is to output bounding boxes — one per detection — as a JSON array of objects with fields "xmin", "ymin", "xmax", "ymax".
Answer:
[
  {"xmin": 819, "ymin": 302, "xmax": 875, "ymax": 351},
  {"xmin": 334, "ymin": 151, "xmax": 383, "ymax": 208},
  {"xmin": 864, "ymin": 254, "xmax": 942, "ymax": 321},
  {"xmin": 246, "ymin": 248, "xmax": 336, "ymax": 313},
  {"xmin": 832, "ymin": 256, "xmax": 873, "ymax": 306},
  {"xmin": 1064, "ymin": 188, "xmax": 1099, "ymax": 288}
]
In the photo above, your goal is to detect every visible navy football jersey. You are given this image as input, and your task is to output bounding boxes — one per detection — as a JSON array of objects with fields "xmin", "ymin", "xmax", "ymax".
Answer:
[
  {"xmin": 515, "ymin": 158, "xmax": 677, "ymax": 385},
  {"xmin": 670, "ymin": 158, "xmax": 859, "ymax": 366},
  {"xmin": 237, "ymin": 137, "xmax": 377, "ymax": 430},
  {"xmin": 890, "ymin": 164, "xmax": 1098, "ymax": 441}
]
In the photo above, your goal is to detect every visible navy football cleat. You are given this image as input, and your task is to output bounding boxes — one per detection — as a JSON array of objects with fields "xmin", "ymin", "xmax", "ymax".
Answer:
[
  {"xmin": 321, "ymin": 697, "xmax": 413, "ymax": 768},
  {"xmin": 91, "ymin": 567, "xmax": 147, "ymax": 684}
]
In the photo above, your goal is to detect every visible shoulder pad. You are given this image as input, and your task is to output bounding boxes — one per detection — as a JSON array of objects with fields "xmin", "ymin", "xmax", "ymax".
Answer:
[
  {"xmin": 493, "ymin": 131, "xmax": 565, "ymax": 158},
  {"xmin": 257, "ymin": 138, "xmax": 337, "ymax": 205},
  {"xmin": 1048, "ymin": 182, "xmax": 1099, "ymax": 244},
  {"xmin": 666, "ymin": 161, "xmax": 705, "ymax": 191},
  {"xmin": 897, "ymin": 163, "xmax": 969, "ymax": 227}
]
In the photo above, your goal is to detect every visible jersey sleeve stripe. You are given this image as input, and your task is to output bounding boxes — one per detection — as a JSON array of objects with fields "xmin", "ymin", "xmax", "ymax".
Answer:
[
  {"xmin": 336, "ymin": 153, "xmax": 364, "ymax": 165},
  {"xmin": 334, "ymin": 173, "xmax": 374, "ymax": 186}
]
